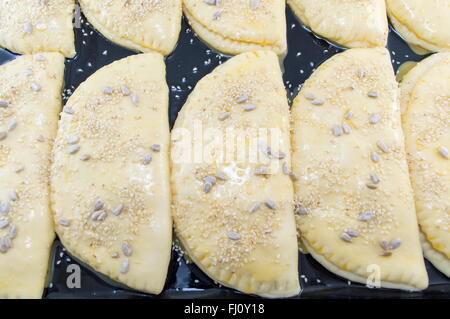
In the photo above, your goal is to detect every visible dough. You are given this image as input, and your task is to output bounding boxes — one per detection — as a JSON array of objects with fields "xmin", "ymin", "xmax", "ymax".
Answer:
[
  {"xmin": 401, "ymin": 52, "xmax": 450, "ymax": 277},
  {"xmin": 288, "ymin": 0, "xmax": 388, "ymax": 48},
  {"xmin": 0, "ymin": 0, "xmax": 76, "ymax": 58},
  {"xmin": 171, "ymin": 50, "xmax": 300, "ymax": 297},
  {"xmin": 387, "ymin": 0, "xmax": 450, "ymax": 52},
  {"xmin": 79, "ymin": 0, "xmax": 182, "ymax": 55},
  {"xmin": 0, "ymin": 52, "xmax": 65, "ymax": 298},
  {"xmin": 183, "ymin": 0, "xmax": 287, "ymax": 56},
  {"xmin": 291, "ymin": 47, "xmax": 428, "ymax": 290},
  {"xmin": 50, "ymin": 53, "xmax": 172, "ymax": 294}
]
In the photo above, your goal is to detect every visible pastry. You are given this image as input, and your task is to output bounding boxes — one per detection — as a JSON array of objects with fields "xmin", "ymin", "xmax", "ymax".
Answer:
[
  {"xmin": 401, "ymin": 52, "xmax": 450, "ymax": 277},
  {"xmin": 183, "ymin": 0, "xmax": 287, "ymax": 56},
  {"xmin": 171, "ymin": 50, "xmax": 300, "ymax": 297},
  {"xmin": 0, "ymin": 0, "xmax": 76, "ymax": 58},
  {"xmin": 0, "ymin": 52, "xmax": 65, "ymax": 298},
  {"xmin": 291, "ymin": 47, "xmax": 428, "ymax": 290},
  {"xmin": 287, "ymin": 0, "xmax": 388, "ymax": 48},
  {"xmin": 79, "ymin": 0, "xmax": 182, "ymax": 55},
  {"xmin": 387, "ymin": 0, "xmax": 450, "ymax": 52},
  {"xmin": 50, "ymin": 53, "xmax": 172, "ymax": 294}
]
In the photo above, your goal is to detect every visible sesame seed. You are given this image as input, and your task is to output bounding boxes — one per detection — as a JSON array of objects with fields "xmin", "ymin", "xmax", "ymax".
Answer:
[
  {"xmin": 389, "ymin": 238, "xmax": 402, "ymax": 250},
  {"xmin": 218, "ymin": 112, "xmax": 230, "ymax": 121},
  {"xmin": 366, "ymin": 183, "xmax": 378, "ymax": 190},
  {"xmin": 120, "ymin": 259, "xmax": 129, "ymax": 274},
  {"xmin": 342, "ymin": 123, "xmax": 351, "ymax": 134},
  {"xmin": 204, "ymin": 176, "xmax": 217, "ymax": 185},
  {"xmin": 68, "ymin": 144, "xmax": 80, "ymax": 154},
  {"xmin": 368, "ymin": 91, "xmax": 378, "ymax": 98},
  {"xmin": 272, "ymin": 151, "xmax": 286, "ymax": 160},
  {"xmin": 243, "ymin": 103, "xmax": 256, "ymax": 111},
  {"xmin": 236, "ymin": 95, "xmax": 249, "ymax": 104},
  {"xmin": 254, "ymin": 166, "xmax": 270, "ymax": 176},
  {"xmin": 7, "ymin": 120, "xmax": 17, "ymax": 131},
  {"xmin": 8, "ymin": 191, "xmax": 18, "ymax": 201},
  {"xmin": 212, "ymin": 11, "xmax": 221, "ymax": 19},
  {"xmin": 93, "ymin": 200, "xmax": 104, "ymax": 211},
  {"xmin": 379, "ymin": 240, "xmax": 389, "ymax": 250},
  {"xmin": 204, "ymin": 0, "xmax": 217, "ymax": 4},
  {"xmin": 23, "ymin": 23, "xmax": 32, "ymax": 34},
  {"xmin": 358, "ymin": 68, "xmax": 365, "ymax": 79},
  {"xmin": 370, "ymin": 173, "xmax": 380, "ymax": 184},
  {"xmin": 30, "ymin": 82, "xmax": 41, "ymax": 92},
  {"xmin": 102, "ymin": 86, "xmax": 113, "ymax": 95},
  {"xmin": 304, "ymin": 93, "xmax": 315, "ymax": 100},
  {"xmin": 0, "ymin": 132, "xmax": 7, "ymax": 141},
  {"xmin": 204, "ymin": 182, "xmax": 212, "ymax": 193},
  {"xmin": 35, "ymin": 54, "xmax": 45, "ymax": 62},
  {"xmin": 36, "ymin": 135, "xmax": 44, "ymax": 142},
  {"xmin": 371, "ymin": 151, "xmax": 380, "ymax": 163},
  {"xmin": 248, "ymin": 202, "xmax": 260, "ymax": 213},
  {"xmin": 122, "ymin": 242, "xmax": 132, "ymax": 257},
  {"xmin": 91, "ymin": 210, "xmax": 107, "ymax": 221},
  {"xmin": 63, "ymin": 106, "xmax": 74, "ymax": 114},
  {"xmin": 369, "ymin": 113, "xmax": 381, "ymax": 124},
  {"xmin": 250, "ymin": 0, "xmax": 260, "ymax": 9},
  {"xmin": 289, "ymin": 172, "xmax": 298, "ymax": 181},
  {"xmin": 150, "ymin": 144, "xmax": 161, "ymax": 152},
  {"xmin": 376, "ymin": 140, "xmax": 389, "ymax": 153},
  {"xmin": 332, "ymin": 125, "xmax": 343, "ymax": 137},
  {"xmin": 0, "ymin": 219, "xmax": 10, "ymax": 229},
  {"xmin": 265, "ymin": 200, "xmax": 276, "ymax": 210},
  {"xmin": 112, "ymin": 204, "xmax": 124, "ymax": 216},
  {"xmin": 131, "ymin": 94, "xmax": 139, "ymax": 105},
  {"xmin": 80, "ymin": 154, "xmax": 90, "ymax": 161},
  {"xmin": 340, "ymin": 232, "xmax": 352, "ymax": 242},
  {"xmin": 58, "ymin": 219, "xmax": 70, "ymax": 227},
  {"xmin": 0, "ymin": 100, "xmax": 9, "ymax": 108},
  {"xmin": 14, "ymin": 166, "xmax": 24, "ymax": 173},
  {"xmin": 346, "ymin": 229, "xmax": 359, "ymax": 237},
  {"xmin": 0, "ymin": 202, "xmax": 10, "ymax": 215},
  {"xmin": 228, "ymin": 231, "xmax": 240, "ymax": 240},
  {"xmin": 9, "ymin": 225, "xmax": 17, "ymax": 239},
  {"xmin": 295, "ymin": 203, "xmax": 308, "ymax": 215},
  {"xmin": 121, "ymin": 85, "xmax": 131, "ymax": 96},
  {"xmin": 68, "ymin": 136, "xmax": 79, "ymax": 144},
  {"xmin": 282, "ymin": 162, "xmax": 289, "ymax": 175},
  {"xmin": 311, "ymin": 98, "xmax": 325, "ymax": 105},
  {"xmin": 438, "ymin": 146, "xmax": 449, "ymax": 159},
  {"xmin": 143, "ymin": 154, "xmax": 152, "ymax": 165},
  {"xmin": 358, "ymin": 211, "xmax": 374, "ymax": 221},
  {"xmin": 215, "ymin": 171, "xmax": 228, "ymax": 181},
  {"xmin": 344, "ymin": 110, "xmax": 353, "ymax": 119}
]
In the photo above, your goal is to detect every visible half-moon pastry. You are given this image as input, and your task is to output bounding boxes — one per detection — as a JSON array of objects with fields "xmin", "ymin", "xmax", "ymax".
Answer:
[
  {"xmin": 387, "ymin": 0, "xmax": 450, "ymax": 52},
  {"xmin": 183, "ymin": 0, "xmax": 287, "ymax": 56},
  {"xmin": 0, "ymin": 0, "xmax": 76, "ymax": 58},
  {"xmin": 287, "ymin": 0, "xmax": 388, "ymax": 48},
  {"xmin": 171, "ymin": 50, "xmax": 300, "ymax": 297},
  {"xmin": 291, "ymin": 47, "xmax": 429, "ymax": 290},
  {"xmin": 79, "ymin": 0, "xmax": 182, "ymax": 55},
  {"xmin": 0, "ymin": 52, "xmax": 65, "ymax": 298},
  {"xmin": 401, "ymin": 52, "xmax": 450, "ymax": 277},
  {"xmin": 50, "ymin": 53, "xmax": 172, "ymax": 294}
]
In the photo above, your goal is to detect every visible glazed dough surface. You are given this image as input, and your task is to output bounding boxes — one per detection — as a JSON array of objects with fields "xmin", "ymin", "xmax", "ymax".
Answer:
[
  {"xmin": 387, "ymin": 0, "xmax": 450, "ymax": 52},
  {"xmin": 50, "ymin": 53, "xmax": 172, "ymax": 294},
  {"xmin": 401, "ymin": 53, "xmax": 450, "ymax": 277},
  {"xmin": 183, "ymin": 0, "xmax": 287, "ymax": 56},
  {"xmin": 0, "ymin": 0, "xmax": 75, "ymax": 57},
  {"xmin": 0, "ymin": 53, "xmax": 65, "ymax": 298},
  {"xmin": 291, "ymin": 48, "xmax": 428, "ymax": 290},
  {"xmin": 288, "ymin": 0, "xmax": 388, "ymax": 48},
  {"xmin": 80, "ymin": 0, "xmax": 182, "ymax": 55},
  {"xmin": 171, "ymin": 50, "xmax": 299, "ymax": 297}
]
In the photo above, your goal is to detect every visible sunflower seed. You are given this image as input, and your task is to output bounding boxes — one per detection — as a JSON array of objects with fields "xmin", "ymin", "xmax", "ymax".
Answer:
[
  {"xmin": 7, "ymin": 120, "xmax": 17, "ymax": 131},
  {"xmin": 370, "ymin": 173, "xmax": 380, "ymax": 184},
  {"xmin": 121, "ymin": 85, "xmax": 131, "ymax": 96},
  {"xmin": 332, "ymin": 125, "xmax": 343, "ymax": 137},
  {"xmin": 0, "ymin": 219, "xmax": 9, "ymax": 229},
  {"xmin": 122, "ymin": 242, "xmax": 132, "ymax": 256},
  {"xmin": 228, "ymin": 231, "xmax": 240, "ymax": 240},
  {"xmin": 344, "ymin": 110, "xmax": 353, "ymax": 119},
  {"xmin": 243, "ymin": 103, "xmax": 256, "ymax": 111},
  {"xmin": 438, "ymin": 146, "xmax": 449, "ymax": 159},
  {"xmin": 120, "ymin": 259, "xmax": 129, "ymax": 274},
  {"xmin": 248, "ymin": 202, "xmax": 260, "ymax": 213},
  {"xmin": 63, "ymin": 106, "xmax": 74, "ymax": 114},
  {"xmin": 215, "ymin": 171, "xmax": 228, "ymax": 181},
  {"xmin": 236, "ymin": 95, "xmax": 249, "ymax": 103},
  {"xmin": 0, "ymin": 100, "xmax": 9, "ymax": 108},
  {"xmin": 0, "ymin": 131, "xmax": 7, "ymax": 141},
  {"xmin": 8, "ymin": 191, "xmax": 18, "ymax": 201},
  {"xmin": 23, "ymin": 23, "xmax": 32, "ymax": 34},
  {"xmin": 0, "ymin": 202, "xmax": 10, "ymax": 214},
  {"xmin": 342, "ymin": 123, "xmax": 351, "ymax": 134},
  {"xmin": 312, "ymin": 98, "xmax": 325, "ymax": 106},
  {"xmin": 218, "ymin": 112, "xmax": 230, "ymax": 121},
  {"xmin": 58, "ymin": 219, "xmax": 70, "ymax": 227},
  {"xmin": 265, "ymin": 200, "xmax": 276, "ymax": 210},
  {"xmin": 68, "ymin": 136, "xmax": 79, "ymax": 144},
  {"xmin": 204, "ymin": 176, "xmax": 217, "ymax": 185},
  {"xmin": 358, "ymin": 211, "xmax": 374, "ymax": 221},
  {"xmin": 112, "ymin": 204, "xmax": 124, "ymax": 216},
  {"xmin": 304, "ymin": 93, "xmax": 315, "ymax": 100},
  {"xmin": 91, "ymin": 210, "xmax": 106, "ymax": 221},
  {"xmin": 204, "ymin": 182, "xmax": 212, "ymax": 193},
  {"xmin": 370, "ymin": 151, "xmax": 379, "ymax": 163},
  {"xmin": 131, "ymin": 94, "xmax": 139, "ymax": 105},
  {"xmin": 9, "ymin": 225, "xmax": 17, "ymax": 239},
  {"xmin": 376, "ymin": 140, "xmax": 389, "ymax": 153},
  {"xmin": 14, "ymin": 166, "xmax": 25, "ymax": 173},
  {"xmin": 340, "ymin": 232, "xmax": 352, "ymax": 242},
  {"xmin": 68, "ymin": 144, "xmax": 80, "ymax": 154},
  {"xmin": 143, "ymin": 153, "xmax": 152, "ymax": 165},
  {"xmin": 366, "ymin": 183, "xmax": 378, "ymax": 190},
  {"xmin": 369, "ymin": 113, "xmax": 381, "ymax": 124},
  {"xmin": 346, "ymin": 229, "xmax": 359, "ymax": 237},
  {"xmin": 389, "ymin": 238, "xmax": 402, "ymax": 250},
  {"xmin": 150, "ymin": 144, "xmax": 161, "ymax": 152},
  {"xmin": 295, "ymin": 204, "xmax": 308, "ymax": 215},
  {"xmin": 368, "ymin": 91, "xmax": 378, "ymax": 98},
  {"xmin": 102, "ymin": 86, "xmax": 113, "ymax": 95},
  {"xmin": 30, "ymin": 82, "xmax": 41, "ymax": 92},
  {"xmin": 254, "ymin": 166, "xmax": 270, "ymax": 176},
  {"xmin": 80, "ymin": 154, "xmax": 90, "ymax": 161}
]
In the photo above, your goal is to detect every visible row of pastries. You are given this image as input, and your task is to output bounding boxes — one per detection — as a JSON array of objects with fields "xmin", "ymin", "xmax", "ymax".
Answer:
[
  {"xmin": 0, "ymin": 0, "xmax": 449, "ymax": 299},
  {"xmin": 0, "ymin": 0, "xmax": 449, "ymax": 58}
]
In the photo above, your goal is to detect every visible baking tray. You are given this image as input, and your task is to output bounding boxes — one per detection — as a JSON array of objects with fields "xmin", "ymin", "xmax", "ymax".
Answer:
[{"xmin": 0, "ymin": 6, "xmax": 448, "ymax": 299}]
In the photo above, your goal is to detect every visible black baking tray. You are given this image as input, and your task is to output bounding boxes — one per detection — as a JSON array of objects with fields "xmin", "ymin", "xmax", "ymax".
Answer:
[{"xmin": 0, "ymin": 6, "xmax": 448, "ymax": 299}]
